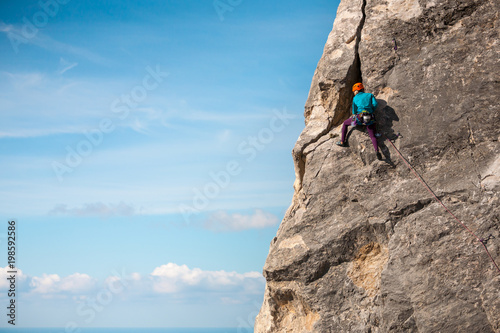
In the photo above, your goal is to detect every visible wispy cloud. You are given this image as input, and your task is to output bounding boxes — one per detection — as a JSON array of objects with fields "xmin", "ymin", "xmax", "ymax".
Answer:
[
  {"xmin": 203, "ymin": 209, "xmax": 279, "ymax": 231},
  {"xmin": 182, "ymin": 110, "xmax": 272, "ymax": 123},
  {"xmin": 1, "ymin": 24, "xmax": 107, "ymax": 64},
  {"xmin": 0, "ymin": 67, "xmax": 285, "ymax": 139},
  {"xmin": 0, "ymin": 126, "xmax": 84, "ymax": 139},
  {"xmin": 48, "ymin": 202, "xmax": 136, "ymax": 217},
  {"xmin": 2, "ymin": 71, "xmax": 45, "ymax": 88}
]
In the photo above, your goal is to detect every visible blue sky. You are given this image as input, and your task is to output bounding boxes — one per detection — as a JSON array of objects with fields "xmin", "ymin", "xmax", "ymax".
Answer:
[{"xmin": 0, "ymin": 0, "xmax": 340, "ymax": 329}]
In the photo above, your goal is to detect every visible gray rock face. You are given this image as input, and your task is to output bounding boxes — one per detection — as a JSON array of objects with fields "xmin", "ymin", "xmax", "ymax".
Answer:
[{"xmin": 255, "ymin": 0, "xmax": 500, "ymax": 332}]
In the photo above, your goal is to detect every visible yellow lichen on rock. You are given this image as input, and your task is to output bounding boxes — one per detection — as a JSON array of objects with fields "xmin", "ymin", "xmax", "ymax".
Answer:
[
  {"xmin": 255, "ymin": 281, "xmax": 320, "ymax": 333},
  {"xmin": 347, "ymin": 242, "xmax": 389, "ymax": 297},
  {"xmin": 274, "ymin": 291, "xmax": 320, "ymax": 332}
]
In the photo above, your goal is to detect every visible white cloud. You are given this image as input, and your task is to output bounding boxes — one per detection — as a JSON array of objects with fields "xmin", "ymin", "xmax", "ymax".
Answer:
[
  {"xmin": 29, "ymin": 274, "xmax": 60, "ymax": 294},
  {"xmin": 204, "ymin": 209, "xmax": 279, "ymax": 231},
  {"xmin": 0, "ymin": 263, "xmax": 264, "ymax": 304},
  {"xmin": 48, "ymin": 202, "xmax": 136, "ymax": 217},
  {"xmin": 30, "ymin": 272, "xmax": 95, "ymax": 294},
  {"xmin": 58, "ymin": 273, "xmax": 95, "ymax": 292},
  {"xmin": 150, "ymin": 263, "xmax": 264, "ymax": 294}
]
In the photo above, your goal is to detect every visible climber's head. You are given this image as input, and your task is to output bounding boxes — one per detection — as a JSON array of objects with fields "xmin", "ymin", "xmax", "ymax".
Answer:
[{"xmin": 352, "ymin": 82, "xmax": 364, "ymax": 94}]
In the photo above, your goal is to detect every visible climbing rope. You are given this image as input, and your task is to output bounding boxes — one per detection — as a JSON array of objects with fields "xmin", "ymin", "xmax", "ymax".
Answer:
[{"xmin": 385, "ymin": 136, "xmax": 500, "ymax": 273}]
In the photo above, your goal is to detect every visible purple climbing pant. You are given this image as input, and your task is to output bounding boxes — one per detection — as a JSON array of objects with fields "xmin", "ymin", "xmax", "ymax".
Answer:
[{"xmin": 341, "ymin": 117, "xmax": 378, "ymax": 152}]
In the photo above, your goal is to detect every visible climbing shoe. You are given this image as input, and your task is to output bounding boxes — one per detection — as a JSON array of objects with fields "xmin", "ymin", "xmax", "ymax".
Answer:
[
  {"xmin": 376, "ymin": 151, "xmax": 383, "ymax": 160},
  {"xmin": 336, "ymin": 141, "xmax": 347, "ymax": 147}
]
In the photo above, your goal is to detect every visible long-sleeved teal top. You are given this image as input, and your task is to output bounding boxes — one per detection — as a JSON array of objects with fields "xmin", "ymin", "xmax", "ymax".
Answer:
[{"xmin": 352, "ymin": 91, "xmax": 378, "ymax": 115}]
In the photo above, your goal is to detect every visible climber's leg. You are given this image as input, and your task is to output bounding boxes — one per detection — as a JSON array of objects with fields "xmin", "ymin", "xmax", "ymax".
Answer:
[
  {"xmin": 340, "ymin": 118, "xmax": 352, "ymax": 144},
  {"xmin": 366, "ymin": 124, "xmax": 379, "ymax": 152}
]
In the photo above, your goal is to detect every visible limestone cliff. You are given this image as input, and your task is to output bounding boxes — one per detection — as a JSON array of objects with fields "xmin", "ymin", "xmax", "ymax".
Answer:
[{"xmin": 255, "ymin": 0, "xmax": 500, "ymax": 332}]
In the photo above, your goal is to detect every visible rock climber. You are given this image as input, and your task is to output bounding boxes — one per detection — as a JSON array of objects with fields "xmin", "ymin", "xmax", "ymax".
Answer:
[{"xmin": 336, "ymin": 82, "xmax": 382, "ymax": 160}]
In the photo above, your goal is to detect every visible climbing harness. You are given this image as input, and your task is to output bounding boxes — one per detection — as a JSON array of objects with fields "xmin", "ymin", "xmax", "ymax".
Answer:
[
  {"xmin": 361, "ymin": 110, "xmax": 375, "ymax": 126},
  {"xmin": 352, "ymin": 110, "xmax": 375, "ymax": 126},
  {"xmin": 385, "ymin": 135, "xmax": 500, "ymax": 273}
]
